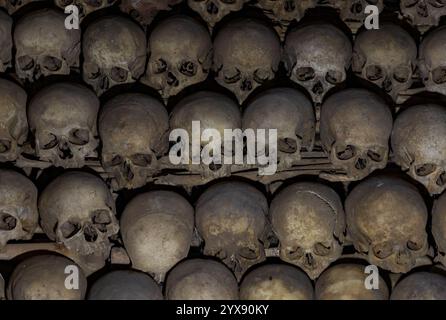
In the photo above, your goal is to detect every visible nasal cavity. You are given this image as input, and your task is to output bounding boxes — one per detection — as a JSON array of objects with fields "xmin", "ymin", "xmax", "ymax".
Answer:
[
  {"xmin": 312, "ymin": 81, "xmax": 324, "ymax": 95},
  {"xmin": 241, "ymin": 79, "xmax": 252, "ymax": 91},
  {"xmin": 382, "ymin": 77, "xmax": 392, "ymax": 93},
  {"xmin": 83, "ymin": 224, "xmax": 98, "ymax": 242},
  {"xmin": 355, "ymin": 157, "xmax": 367, "ymax": 170},
  {"xmin": 167, "ymin": 72, "xmax": 179, "ymax": 86},
  {"xmin": 285, "ymin": 0, "xmax": 296, "ymax": 12},
  {"xmin": 207, "ymin": 1, "xmax": 219, "ymax": 14},
  {"xmin": 0, "ymin": 212, "xmax": 16, "ymax": 231},
  {"xmin": 58, "ymin": 142, "xmax": 73, "ymax": 160}
]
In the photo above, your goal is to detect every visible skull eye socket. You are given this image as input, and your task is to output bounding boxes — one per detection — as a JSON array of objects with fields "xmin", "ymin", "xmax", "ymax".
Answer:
[
  {"xmin": 0, "ymin": 140, "xmax": 11, "ymax": 153},
  {"xmin": 432, "ymin": 67, "xmax": 446, "ymax": 84},
  {"xmin": 179, "ymin": 60, "xmax": 197, "ymax": 76},
  {"xmin": 437, "ymin": 171, "xmax": 446, "ymax": 186},
  {"xmin": 294, "ymin": 67, "xmax": 315, "ymax": 81},
  {"xmin": 428, "ymin": 0, "xmax": 445, "ymax": 8},
  {"xmin": 223, "ymin": 68, "xmax": 241, "ymax": 84},
  {"xmin": 92, "ymin": 209, "xmax": 111, "ymax": 233},
  {"xmin": 407, "ymin": 240, "xmax": 422, "ymax": 251},
  {"xmin": 402, "ymin": 0, "xmax": 418, "ymax": 7},
  {"xmin": 278, "ymin": 138, "xmax": 298, "ymax": 153},
  {"xmin": 365, "ymin": 65, "xmax": 384, "ymax": 81},
  {"xmin": 373, "ymin": 242, "xmax": 393, "ymax": 259},
  {"xmin": 60, "ymin": 221, "xmax": 81, "ymax": 239},
  {"xmin": 87, "ymin": 64, "xmax": 101, "ymax": 79},
  {"xmin": 335, "ymin": 144, "xmax": 356, "ymax": 161},
  {"xmin": 393, "ymin": 65, "xmax": 411, "ymax": 83},
  {"xmin": 326, "ymin": 70, "xmax": 344, "ymax": 85},
  {"xmin": 313, "ymin": 242, "xmax": 331, "ymax": 256},
  {"xmin": 154, "ymin": 59, "xmax": 167, "ymax": 74},
  {"xmin": 285, "ymin": 246, "xmax": 304, "ymax": 259},
  {"xmin": 239, "ymin": 246, "xmax": 259, "ymax": 260},
  {"xmin": 367, "ymin": 148, "xmax": 384, "ymax": 162},
  {"xmin": 42, "ymin": 56, "xmax": 62, "ymax": 72},
  {"xmin": 110, "ymin": 67, "xmax": 129, "ymax": 83},
  {"xmin": 109, "ymin": 155, "xmax": 123, "ymax": 166},
  {"xmin": 254, "ymin": 69, "xmax": 270, "ymax": 84},
  {"xmin": 0, "ymin": 212, "xmax": 16, "ymax": 231},
  {"xmin": 69, "ymin": 129, "xmax": 90, "ymax": 146},
  {"xmin": 17, "ymin": 55, "xmax": 34, "ymax": 71},
  {"xmin": 415, "ymin": 163, "xmax": 437, "ymax": 176},
  {"xmin": 131, "ymin": 153, "xmax": 153, "ymax": 167},
  {"xmin": 42, "ymin": 133, "xmax": 58, "ymax": 150}
]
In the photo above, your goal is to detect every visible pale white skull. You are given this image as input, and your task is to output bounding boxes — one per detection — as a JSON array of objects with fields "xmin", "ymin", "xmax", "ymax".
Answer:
[
  {"xmin": 283, "ymin": 23, "xmax": 352, "ymax": 105},
  {"xmin": 14, "ymin": 9, "xmax": 81, "ymax": 82},
  {"xmin": 28, "ymin": 82, "xmax": 100, "ymax": 168},
  {"xmin": 142, "ymin": 15, "xmax": 212, "ymax": 102},
  {"xmin": 188, "ymin": 0, "xmax": 249, "ymax": 30},
  {"xmin": 320, "ymin": 89, "xmax": 393, "ymax": 181},
  {"xmin": 0, "ymin": 79, "xmax": 27, "ymax": 162},
  {"xmin": 213, "ymin": 19, "xmax": 281, "ymax": 104},
  {"xmin": 99, "ymin": 93, "xmax": 169, "ymax": 190},
  {"xmin": 0, "ymin": 10, "xmax": 12, "ymax": 72},
  {"xmin": 82, "ymin": 16, "xmax": 146, "ymax": 95},
  {"xmin": 353, "ymin": 23, "xmax": 417, "ymax": 101},
  {"xmin": 270, "ymin": 182, "xmax": 345, "ymax": 280},
  {"xmin": 243, "ymin": 87, "xmax": 315, "ymax": 170},
  {"xmin": 120, "ymin": 191, "xmax": 194, "ymax": 282},
  {"xmin": 39, "ymin": 172, "xmax": 119, "ymax": 263},
  {"xmin": 391, "ymin": 104, "xmax": 446, "ymax": 195},
  {"xmin": 400, "ymin": 0, "xmax": 446, "ymax": 32},
  {"xmin": 54, "ymin": 0, "xmax": 117, "ymax": 21},
  {"xmin": 165, "ymin": 259, "xmax": 239, "ymax": 300},
  {"xmin": 391, "ymin": 272, "xmax": 446, "ymax": 300},
  {"xmin": 432, "ymin": 191, "xmax": 446, "ymax": 266},
  {"xmin": 120, "ymin": 0, "xmax": 183, "ymax": 27},
  {"xmin": 345, "ymin": 175, "xmax": 429, "ymax": 273}
]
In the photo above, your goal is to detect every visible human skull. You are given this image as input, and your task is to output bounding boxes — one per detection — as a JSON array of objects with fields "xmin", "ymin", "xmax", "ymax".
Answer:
[
  {"xmin": 243, "ymin": 87, "xmax": 315, "ymax": 170},
  {"xmin": 400, "ymin": 0, "xmax": 446, "ymax": 32},
  {"xmin": 240, "ymin": 264, "xmax": 314, "ymax": 300},
  {"xmin": 99, "ymin": 93, "xmax": 169, "ymax": 190},
  {"xmin": 170, "ymin": 91, "xmax": 242, "ymax": 178},
  {"xmin": 391, "ymin": 272, "xmax": 446, "ymax": 300},
  {"xmin": 2, "ymin": 0, "xmax": 45, "ymax": 14},
  {"xmin": 283, "ymin": 23, "xmax": 352, "ymax": 105},
  {"xmin": 0, "ymin": 79, "xmax": 27, "ymax": 162},
  {"xmin": 0, "ymin": 169, "xmax": 38, "ymax": 249},
  {"xmin": 196, "ymin": 181, "xmax": 268, "ymax": 279},
  {"xmin": 83, "ymin": 16, "xmax": 146, "ymax": 95},
  {"xmin": 391, "ymin": 104, "xmax": 446, "ymax": 195},
  {"xmin": 7, "ymin": 254, "xmax": 87, "ymax": 300},
  {"xmin": 120, "ymin": 0, "xmax": 182, "ymax": 27},
  {"xmin": 432, "ymin": 192, "xmax": 446, "ymax": 266},
  {"xmin": 0, "ymin": 10, "xmax": 12, "ymax": 72},
  {"xmin": 28, "ymin": 83, "xmax": 99, "ymax": 168},
  {"xmin": 39, "ymin": 172, "xmax": 119, "ymax": 262},
  {"xmin": 165, "ymin": 259, "xmax": 238, "ymax": 300},
  {"xmin": 346, "ymin": 175, "xmax": 429, "ymax": 273},
  {"xmin": 188, "ymin": 0, "xmax": 249, "ymax": 30},
  {"xmin": 270, "ymin": 182, "xmax": 345, "ymax": 280},
  {"xmin": 353, "ymin": 23, "xmax": 417, "ymax": 101},
  {"xmin": 320, "ymin": 89, "xmax": 393, "ymax": 181},
  {"xmin": 315, "ymin": 262, "xmax": 389, "ymax": 300},
  {"xmin": 213, "ymin": 19, "xmax": 281, "ymax": 104},
  {"xmin": 14, "ymin": 9, "xmax": 81, "ymax": 82},
  {"xmin": 120, "ymin": 191, "xmax": 194, "ymax": 282},
  {"xmin": 142, "ymin": 15, "xmax": 212, "ymax": 102},
  {"xmin": 88, "ymin": 270, "xmax": 163, "ymax": 300},
  {"xmin": 54, "ymin": 0, "xmax": 117, "ymax": 21}
]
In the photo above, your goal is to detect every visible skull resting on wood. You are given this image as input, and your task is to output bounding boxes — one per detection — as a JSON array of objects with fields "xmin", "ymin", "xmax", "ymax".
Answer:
[
  {"xmin": 432, "ymin": 192, "xmax": 446, "ymax": 267},
  {"xmin": 0, "ymin": 10, "xmax": 12, "ymax": 72},
  {"xmin": 54, "ymin": 0, "xmax": 117, "ymax": 21},
  {"xmin": 391, "ymin": 272, "xmax": 446, "ymax": 300},
  {"xmin": 400, "ymin": 0, "xmax": 446, "ymax": 32},
  {"xmin": 188, "ymin": 0, "xmax": 249, "ymax": 30},
  {"xmin": 120, "ymin": 0, "xmax": 183, "ymax": 27}
]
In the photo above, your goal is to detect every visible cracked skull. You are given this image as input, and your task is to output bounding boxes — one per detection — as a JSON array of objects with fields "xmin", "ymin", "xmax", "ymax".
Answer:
[
  {"xmin": 346, "ymin": 175, "xmax": 429, "ymax": 273},
  {"xmin": 99, "ymin": 93, "xmax": 169, "ymax": 190},
  {"xmin": 400, "ymin": 0, "xmax": 446, "ymax": 32},
  {"xmin": 283, "ymin": 23, "xmax": 352, "ymax": 104},
  {"xmin": 213, "ymin": 19, "xmax": 281, "ymax": 104},
  {"xmin": 14, "ymin": 9, "xmax": 80, "ymax": 82},
  {"xmin": 196, "ymin": 181, "xmax": 268, "ymax": 280},
  {"xmin": 270, "ymin": 182, "xmax": 345, "ymax": 280},
  {"xmin": 432, "ymin": 191, "xmax": 446, "ymax": 266},
  {"xmin": 120, "ymin": 0, "xmax": 182, "ymax": 27},
  {"xmin": 83, "ymin": 16, "xmax": 146, "ymax": 95},
  {"xmin": 55, "ymin": 0, "xmax": 117, "ymax": 21},
  {"xmin": 392, "ymin": 104, "xmax": 446, "ymax": 195},
  {"xmin": 39, "ymin": 172, "xmax": 119, "ymax": 262},
  {"xmin": 28, "ymin": 83, "xmax": 99, "ymax": 168},
  {"xmin": 320, "ymin": 89, "xmax": 393, "ymax": 181},
  {"xmin": 188, "ymin": 0, "xmax": 249, "ymax": 30},
  {"xmin": 353, "ymin": 23, "xmax": 417, "ymax": 101},
  {"xmin": 142, "ymin": 15, "xmax": 212, "ymax": 102},
  {"xmin": 0, "ymin": 10, "xmax": 12, "ymax": 72}
]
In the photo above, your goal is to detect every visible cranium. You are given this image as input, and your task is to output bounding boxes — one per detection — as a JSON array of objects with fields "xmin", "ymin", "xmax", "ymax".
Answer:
[
  {"xmin": 54, "ymin": 0, "xmax": 117, "ymax": 21},
  {"xmin": 283, "ymin": 23, "xmax": 352, "ymax": 105},
  {"xmin": 270, "ymin": 182, "xmax": 345, "ymax": 279},
  {"xmin": 39, "ymin": 172, "xmax": 119, "ymax": 263},
  {"xmin": 0, "ymin": 169, "xmax": 38, "ymax": 248},
  {"xmin": 240, "ymin": 264, "xmax": 314, "ymax": 300},
  {"xmin": 345, "ymin": 175, "xmax": 429, "ymax": 273},
  {"xmin": 0, "ymin": 79, "xmax": 27, "ymax": 162},
  {"xmin": 315, "ymin": 262, "xmax": 389, "ymax": 300},
  {"xmin": 28, "ymin": 83, "xmax": 99, "ymax": 168},
  {"xmin": 432, "ymin": 192, "xmax": 446, "ymax": 266},
  {"xmin": 196, "ymin": 181, "xmax": 268, "ymax": 279},
  {"xmin": 7, "ymin": 254, "xmax": 87, "ymax": 300},
  {"xmin": 14, "ymin": 9, "xmax": 81, "ymax": 82},
  {"xmin": 400, "ymin": 0, "xmax": 446, "ymax": 32},
  {"xmin": 120, "ymin": 0, "xmax": 182, "ymax": 27},
  {"xmin": 165, "ymin": 259, "xmax": 238, "ymax": 300},
  {"xmin": 88, "ymin": 270, "xmax": 163, "ymax": 300},
  {"xmin": 391, "ymin": 272, "xmax": 446, "ymax": 300},
  {"xmin": 82, "ymin": 16, "xmax": 146, "ymax": 95},
  {"xmin": 213, "ymin": 19, "xmax": 281, "ymax": 104},
  {"xmin": 2, "ymin": 0, "xmax": 45, "ymax": 14},
  {"xmin": 353, "ymin": 23, "xmax": 417, "ymax": 101},
  {"xmin": 0, "ymin": 10, "xmax": 12, "ymax": 72},
  {"xmin": 188, "ymin": 0, "xmax": 249, "ymax": 30},
  {"xmin": 142, "ymin": 15, "xmax": 212, "ymax": 102},
  {"xmin": 120, "ymin": 191, "xmax": 194, "ymax": 282},
  {"xmin": 320, "ymin": 89, "xmax": 393, "ymax": 181},
  {"xmin": 391, "ymin": 104, "xmax": 446, "ymax": 195},
  {"xmin": 242, "ymin": 87, "xmax": 315, "ymax": 170},
  {"xmin": 99, "ymin": 93, "xmax": 169, "ymax": 190}
]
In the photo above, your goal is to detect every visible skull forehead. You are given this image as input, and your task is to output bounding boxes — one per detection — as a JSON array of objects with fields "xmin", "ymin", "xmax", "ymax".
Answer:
[
  {"xmin": 421, "ymin": 26, "xmax": 446, "ymax": 65},
  {"xmin": 0, "ymin": 79, "xmax": 27, "ymax": 126},
  {"xmin": 0, "ymin": 169, "xmax": 37, "ymax": 204}
]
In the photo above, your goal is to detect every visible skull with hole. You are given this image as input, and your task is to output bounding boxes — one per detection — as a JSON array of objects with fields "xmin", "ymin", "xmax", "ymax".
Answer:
[
  {"xmin": 2, "ymin": 0, "xmax": 45, "ymax": 14},
  {"xmin": 283, "ymin": 23, "xmax": 352, "ymax": 105},
  {"xmin": 170, "ymin": 91, "xmax": 242, "ymax": 178},
  {"xmin": 270, "ymin": 182, "xmax": 345, "ymax": 280},
  {"xmin": 391, "ymin": 104, "xmax": 446, "ymax": 195},
  {"xmin": 320, "ymin": 89, "xmax": 393, "ymax": 182},
  {"xmin": 432, "ymin": 192, "xmax": 446, "ymax": 266},
  {"xmin": 39, "ymin": 172, "xmax": 119, "ymax": 263},
  {"xmin": 400, "ymin": 0, "xmax": 446, "ymax": 32},
  {"xmin": 54, "ymin": 0, "xmax": 117, "ymax": 21},
  {"xmin": 120, "ymin": 0, "xmax": 182, "ymax": 27},
  {"xmin": 346, "ymin": 175, "xmax": 430, "ymax": 273},
  {"xmin": 353, "ymin": 23, "xmax": 417, "ymax": 101},
  {"xmin": 0, "ymin": 10, "xmax": 12, "ymax": 72},
  {"xmin": 0, "ymin": 169, "xmax": 38, "ymax": 249},
  {"xmin": 120, "ymin": 191, "xmax": 194, "ymax": 282},
  {"xmin": 166, "ymin": 259, "xmax": 239, "ymax": 300},
  {"xmin": 83, "ymin": 16, "xmax": 146, "ymax": 96},
  {"xmin": 99, "ymin": 93, "xmax": 169, "ymax": 190},
  {"xmin": 243, "ymin": 88, "xmax": 315, "ymax": 170},
  {"xmin": 142, "ymin": 15, "xmax": 212, "ymax": 103},
  {"xmin": 28, "ymin": 83, "xmax": 99, "ymax": 168},
  {"xmin": 196, "ymin": 181, "xmax": 268, "ymax": 280},
  {"xmin": 7, "ymin": 254, "xmax": 87, "ymax": 300},
  {"xmin": 213, "ymin": 19, "xmax": 281, "ymax": 104},
  {"xmin": 0, "ymin": 79, "xmax": 27, "ymax": 162},
  {"xmin": 14, "ymin": 9, "xmax": 80, "ymax": 82},
  {"xmin": 240, "ymin": 264, "xmax": 314, "ymax": 300}
]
